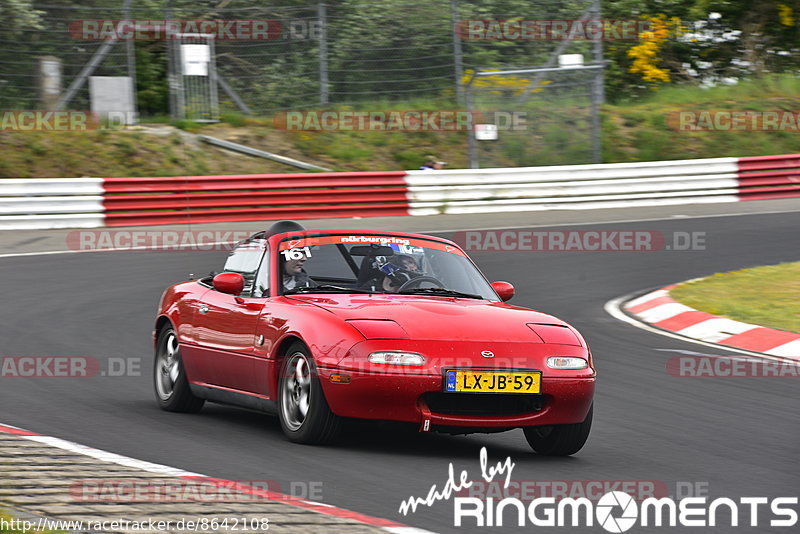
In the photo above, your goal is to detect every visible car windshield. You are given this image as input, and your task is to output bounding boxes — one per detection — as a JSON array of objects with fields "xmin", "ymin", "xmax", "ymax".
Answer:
[{"xmin": 279, "ymin": 234, "xmax": 498, "ymax": 300}]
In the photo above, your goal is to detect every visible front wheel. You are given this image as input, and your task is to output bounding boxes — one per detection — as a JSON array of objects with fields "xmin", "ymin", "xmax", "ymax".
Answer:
[
  {"xmin": 153, "ymin": 326, "xmax": 204, "ymax": 413},
  {"xmin": 524, "ymin": 404, "xmax": 593, "ymax": 456},
  {"xmin": 278, "ymin": 342, "xmax": 341, "ymax": 445}
]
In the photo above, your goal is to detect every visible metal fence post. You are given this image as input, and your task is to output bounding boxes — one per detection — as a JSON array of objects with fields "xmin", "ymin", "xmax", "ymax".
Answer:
[
  {"xmin": 465, "ymin": 73, "xmax": 478, "ymax": 169},
  {"xmin": 318, "ymin": 2, "xmax": 329, "ymax": 106},
  {"xmin": 451, "ymin": 0, "xmax": 464, "ymax": 106},
  {"xmin": 124, "ymin": 0, "xmax": 138, "ymax": 124},
  {"xmin": 166, "ymin": 0, "xmax": 178, "ymax": 120},
  {"xmin": 591, "ymin": 0, "xmax": 604, "ymax": 163}
]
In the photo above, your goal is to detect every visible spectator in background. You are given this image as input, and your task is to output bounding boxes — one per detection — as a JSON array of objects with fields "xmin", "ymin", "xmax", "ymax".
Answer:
[{"xmin": 420, "ymin": 155, "xmax": 447, "ymax": 170}]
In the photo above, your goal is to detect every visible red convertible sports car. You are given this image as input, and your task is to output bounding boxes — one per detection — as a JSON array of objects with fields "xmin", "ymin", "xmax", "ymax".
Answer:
[{"xmin": 154, "ymin": 221, "xmax": 595, "ymax": 455}]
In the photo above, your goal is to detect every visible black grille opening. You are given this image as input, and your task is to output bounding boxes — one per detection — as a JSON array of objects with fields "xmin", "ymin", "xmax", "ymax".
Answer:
[{"xmin": 422, "ymin": 393, "xmax": 546, "ymax": 416}]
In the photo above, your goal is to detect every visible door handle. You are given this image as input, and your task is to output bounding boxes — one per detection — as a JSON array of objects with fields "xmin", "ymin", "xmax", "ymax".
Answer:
[{"xmin": 198, "ymin": 304, "xmax": 209, "ymax": 314}]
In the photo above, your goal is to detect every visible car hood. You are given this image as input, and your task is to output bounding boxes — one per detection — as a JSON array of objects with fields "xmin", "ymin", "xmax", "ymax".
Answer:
[{"xmin": 288, "ymin": 294, "xmax": 575, "ymax": 344}]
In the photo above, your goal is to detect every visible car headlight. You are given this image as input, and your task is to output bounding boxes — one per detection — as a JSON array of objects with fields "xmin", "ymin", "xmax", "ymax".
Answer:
[
  {"xmin": 368, "ymin": 352, "xmax": 425, "ymax": 366},
  {"xmin": 547, "ymin": 356, "xmax": 588, "ymax": 369}
]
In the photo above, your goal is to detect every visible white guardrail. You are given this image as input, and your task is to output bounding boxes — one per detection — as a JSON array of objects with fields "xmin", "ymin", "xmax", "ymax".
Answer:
[
  {"xmin": 0, "ymin": 178, "xmax": 105, "ymax": 230},
  {"xmin": 404, "ymin": 157, "xmax": 741, "ymax": 215},
  {"xmin": 0, "ymin": 155, "xmax": 781, "ymax": 229}
]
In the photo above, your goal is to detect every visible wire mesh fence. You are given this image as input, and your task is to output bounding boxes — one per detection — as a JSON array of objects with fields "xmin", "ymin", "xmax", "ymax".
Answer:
[{"xmin": 0, "ymin": 0, "xmax": 605, "ymax": 166}]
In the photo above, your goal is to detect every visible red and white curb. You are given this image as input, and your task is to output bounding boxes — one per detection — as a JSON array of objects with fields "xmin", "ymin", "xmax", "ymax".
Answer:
[
  {"xmin": 0, "ymin": 423, "xmax": 435, "ymax": 534},
  {"xmin": 621, "ymin": 284, "xmax": 800, "ymax": 359}
]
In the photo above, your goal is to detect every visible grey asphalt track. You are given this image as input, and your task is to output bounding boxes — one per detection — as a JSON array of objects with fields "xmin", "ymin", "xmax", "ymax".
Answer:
[{"xmin": 1, "ymin": 202, "xmax": 799, "ymax": 533}]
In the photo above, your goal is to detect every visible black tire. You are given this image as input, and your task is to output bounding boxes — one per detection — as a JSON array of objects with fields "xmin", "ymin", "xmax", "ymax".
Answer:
[
  {"xmin": 524, "ymin": 404, "xmax": 593, "ymax": 456},
  {"xmin": 153, "ymin": 326, "xmax": 205, "ymax": 413},
  {"xmin": 277, "ymin": 342, "xmax": 341, "ymax": 445}
]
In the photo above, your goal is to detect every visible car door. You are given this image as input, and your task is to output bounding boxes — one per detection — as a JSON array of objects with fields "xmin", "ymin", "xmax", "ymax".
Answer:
[{"xmin": 192, "ymin": 238, "xmax": 267, "ymax": 393}]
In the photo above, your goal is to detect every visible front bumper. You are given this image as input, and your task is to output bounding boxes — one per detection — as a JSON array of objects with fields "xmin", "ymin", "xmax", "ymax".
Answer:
[{"xmin": 317, "ymin": 367, "xmax": 594, "ymax": 429}]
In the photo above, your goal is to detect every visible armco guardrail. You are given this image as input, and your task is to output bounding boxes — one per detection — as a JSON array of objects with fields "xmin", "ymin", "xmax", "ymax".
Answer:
[
  {"xmin": 102, "ymin": 172, "xmax": 409, "ymax": 226},
  {"xmin": 405, "ymin": 154, "xmax": 800, "ymax": 215},
  {"xmin": 0, "ymin": 178, "xmax": 105, "ymax": 230},
  {"xmin": 1, "ymin": 155, "xmax": 799, "ymax": 230}
]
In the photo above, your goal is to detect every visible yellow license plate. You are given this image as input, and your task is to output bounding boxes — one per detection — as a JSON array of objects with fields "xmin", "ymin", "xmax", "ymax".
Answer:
[{"xmin": 444, "ymin": 370, "xmax": 541, "ymax": 394}]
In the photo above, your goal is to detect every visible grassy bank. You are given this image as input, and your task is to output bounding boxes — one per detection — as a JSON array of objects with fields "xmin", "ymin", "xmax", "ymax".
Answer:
[
  {"xmin": 670, "ymin": 262, "xmax": 800, "ymax": 334},
  {"xmin": 0, "ymin": 127, "xmax": 299, "ymax": 178},
  {"xmin": 603, "ymin": 75, "xmax": 800, "ymax": 163},
  {"xmin": 2, "ymin": 75, "xmax": 800, "ymax": 177}
]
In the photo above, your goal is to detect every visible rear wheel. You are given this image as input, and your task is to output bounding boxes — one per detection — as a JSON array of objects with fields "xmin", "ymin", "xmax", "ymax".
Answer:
[
  {"xmin": 278, "ymin": 342, "xmax": 341, "ymax": 444},
  {"xmin": 153, "ymin": 326, "xmax": 204, "ymax": 413},
  {"xmin": 524, "ymin": 404, "xmax": 592, "ymax": 456}
]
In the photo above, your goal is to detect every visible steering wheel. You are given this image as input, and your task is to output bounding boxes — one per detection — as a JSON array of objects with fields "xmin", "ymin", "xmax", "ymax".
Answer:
[{"xmin": 397, "ymin": 275, "xmax": 446, "ymax": 292}]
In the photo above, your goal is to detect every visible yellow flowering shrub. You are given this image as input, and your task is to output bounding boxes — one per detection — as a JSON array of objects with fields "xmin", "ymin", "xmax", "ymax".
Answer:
[
  {"xmin": 627, "ymin": 14, "xmax": 685, "ymax": 85},
  {"xmin": 778, "ymin": 3, "xmax": 795, "ymax": 27}
]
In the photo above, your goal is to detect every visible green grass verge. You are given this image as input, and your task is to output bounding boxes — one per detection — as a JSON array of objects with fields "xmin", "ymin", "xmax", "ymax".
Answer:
[
  {"xmin": 602, "ymin": 74, "xmax": 800, "ymax": 163},
  {"xmin": 670, "ymin": 262, "xmax": 800, "ymax": 334}
]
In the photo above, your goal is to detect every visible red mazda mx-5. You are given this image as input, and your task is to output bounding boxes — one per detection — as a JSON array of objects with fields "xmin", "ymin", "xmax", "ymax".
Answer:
[{"xmin": 153, "ymin": 221, "xmax": 595, "ymax": 455}]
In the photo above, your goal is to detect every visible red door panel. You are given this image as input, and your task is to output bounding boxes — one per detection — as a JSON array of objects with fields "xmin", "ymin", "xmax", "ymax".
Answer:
[{"xmin": 192, "ymin": 290, "xmax": 265, "ymax": 393}]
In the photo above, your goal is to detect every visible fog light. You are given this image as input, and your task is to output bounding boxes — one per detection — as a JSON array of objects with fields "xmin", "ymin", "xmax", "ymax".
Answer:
[
  {"xmin": 547, "ymin": 356, "xmax": 588, "ymax": 369},
  {"xmin": 368, "ymin": 352, "xmax": 425, "ymax": 366}
]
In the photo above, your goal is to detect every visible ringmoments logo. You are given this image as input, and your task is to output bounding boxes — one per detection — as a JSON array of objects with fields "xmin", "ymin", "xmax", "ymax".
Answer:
[
  {"xmin": 596, "ymin": 491, "xmax": 637, "ymax": 532},
  {"xmin": 451, "ymin": 493, "xmax": 799, "ymax": 529},
  {"xmin": 397, "ymin": 448, "xmax": 799, "ymax": 530}
]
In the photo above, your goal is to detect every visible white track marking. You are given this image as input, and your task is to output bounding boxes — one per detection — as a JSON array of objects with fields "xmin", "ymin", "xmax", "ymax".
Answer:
[
  {"xmin": 0, "ymin": 240, "xmax": 237, "ymax": 259},
  {"xmin": 417, "ymin": 208, "xmax": 800, "ymax": 233},
  {"xmin": 0, "ymin": 207, "xmax": 798, "ymax": 260},
  {"xmin": 24, "ymin": 435, "xmax": 203, "ymax": 477}
]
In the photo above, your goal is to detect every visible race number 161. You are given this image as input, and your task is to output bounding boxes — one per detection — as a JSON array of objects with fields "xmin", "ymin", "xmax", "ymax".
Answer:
[{"xmin": 281, "ymin": 247, "xmax": 312, "ymax": 260}]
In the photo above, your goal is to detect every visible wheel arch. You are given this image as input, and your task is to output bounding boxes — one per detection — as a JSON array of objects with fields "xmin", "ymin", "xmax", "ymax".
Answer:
[
  {"xmin": 153, "ymin": 315, "xmax": 173, "ymax": 348},
  {"xmin": 274, "ymin": 333, "xmax": 307, "ymax": 374},
  {"xmin": 276, "ymin": 335, "xmax": 308, "ymax": 359}
]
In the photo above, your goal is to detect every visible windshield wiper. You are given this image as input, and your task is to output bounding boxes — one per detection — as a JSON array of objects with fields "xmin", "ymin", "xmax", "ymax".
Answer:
[
  {"xmin": 285, "ymin": 284, "xmax": 373, "ymax": 295},
  {"xmin": 397, "ymin": 287, "xmax": 484, "ymax": 300}
]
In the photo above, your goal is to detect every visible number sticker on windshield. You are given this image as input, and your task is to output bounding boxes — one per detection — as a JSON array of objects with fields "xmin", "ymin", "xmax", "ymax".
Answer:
[{"xmin": 281, "ymin": 247, "xmax": 312, "ymax": 261}]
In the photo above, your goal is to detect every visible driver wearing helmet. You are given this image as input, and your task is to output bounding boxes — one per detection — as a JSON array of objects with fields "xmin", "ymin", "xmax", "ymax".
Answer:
[
  {"xmin": 363, "ymin": 254, "xmax": 419, "ymax": 293},
  {"xmin": 282, "ymin": 255, "xmax": 317, "ymax": 291}
]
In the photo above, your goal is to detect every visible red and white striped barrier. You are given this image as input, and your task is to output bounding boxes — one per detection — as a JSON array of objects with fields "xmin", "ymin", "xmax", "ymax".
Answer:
[
  {"xmin": 625, "ymin": 285, "xmax": 800, "ymax": 358},
  {"xmin": 1, "ymin": 154, "xmax": 798, "ymax": 229}
]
